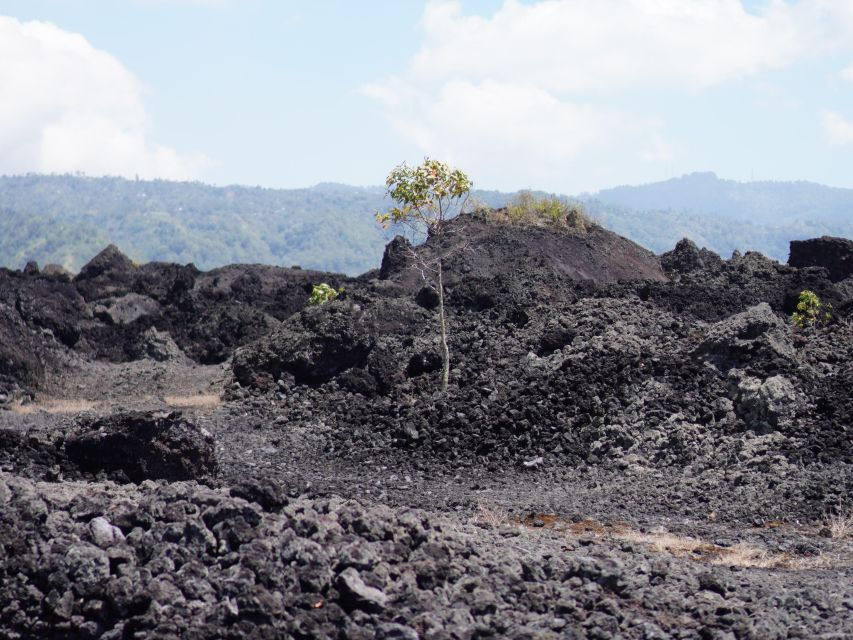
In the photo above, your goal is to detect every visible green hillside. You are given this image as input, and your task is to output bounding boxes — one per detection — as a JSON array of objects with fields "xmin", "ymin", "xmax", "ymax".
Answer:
[
  {"xmin": 1, "ymin": 173, "xmax": 851, "ymax": 274},
  {"xmin": 0, "ymin": 175, "xmax": 393, "ymax": 274}
]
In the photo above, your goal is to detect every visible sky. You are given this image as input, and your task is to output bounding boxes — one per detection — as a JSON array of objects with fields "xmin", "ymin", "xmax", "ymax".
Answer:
[{"xmin": 1, "ymin": 0, "xmax": 852, "ymax": 194}]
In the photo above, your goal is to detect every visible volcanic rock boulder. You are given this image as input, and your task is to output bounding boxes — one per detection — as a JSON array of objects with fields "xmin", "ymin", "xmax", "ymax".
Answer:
[
  {"xmin": 180, "ymin": 305, "xmax": 282, "ymax": 364},
  {"xmin": 41, "ymin": 263, "xmax": 73, "ymax": 281},
  {"xmin": 0, "ymin": 308, "xmax": 43, "ymax": 398},
  {"xmin": 788, "ymin": 236, "xmax": 853, "ymax": 282},
  {"xmin": 0, "ymin": 267, "xmax": 90, "ymax": 397},
  {"xmin": 65, "ymin": 411, "xmax": 217, "ymax": 482},
  {"xmin": 695, "ymin": 302, "xmax": 795, "ymax": 373},
  {"xmin": 727, "ymin": 370, "xmax": 805, "ymax": 434},
  {"xmin": 0, "ymin": 267, "xmax": 87, "ymax": 348},
  {"xmin": 92, "ymin": 293, "xmax": 161, "ymax": 326},
  {"xmin": 136, "ymin": 327, "xmax": 186, "ymax": 362},
  {"xmin": 660, "ymin": 238, "xmax": 724, "ymax": 277},
  {"xmin": 232, "ymin": 301, "xmax": 376, "ymax": 387},
  {"xmin": 232, "ymin": 297, "xmax": 436, "ymax": 392},
  {"xmin": 379, "ymin": 235, "xmax": 414, "ymax": 280}
]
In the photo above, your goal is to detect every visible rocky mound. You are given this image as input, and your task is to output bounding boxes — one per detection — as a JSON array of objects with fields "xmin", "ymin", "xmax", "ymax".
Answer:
[
  {"xmin": 229, "ymin": 234, "xmax": 853, "ymax": 521},
  {"xmin": 0, "ymin": 245, "xmax": 354, "ymax": 396},
  {"xmin": 652, "ymin": 240, "xmax": 842, "ymax": 321},
  {"xmin": 0, "ymin": 267, "xmax": 83, "ymax": 400},
  {"xmin": 73, "ymin": 246, "xmax": 352, "ymax": 364},
  {"xmin": 380, "ymin": 214, "xmax": 668, "ymax": 292}
]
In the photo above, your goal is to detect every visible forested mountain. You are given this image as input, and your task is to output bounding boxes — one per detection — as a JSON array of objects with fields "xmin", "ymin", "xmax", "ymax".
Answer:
[
  {"xmin": 587, "ymin": 172, "xmax": 853, "ymax": 260},
  {"xmin": 1, "ymin": 173, "xmax": 851, "ymax": 274},
  {"xmin": 0, "ymin": 175, "xmax": 393, "ymax": 274}
]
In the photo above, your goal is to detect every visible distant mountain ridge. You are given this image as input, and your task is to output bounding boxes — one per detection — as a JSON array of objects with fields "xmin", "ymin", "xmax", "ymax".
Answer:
[
  {"xmin": 0, "ymin": 172, "xmax": 851, "ymax": 274},
  {"xmin": 593, "ymin": 171, "xmax": 853, "ymax": 224},
  {"xmin": 585, "ymin": 172, "xmax": 853, "ymax": 261}
]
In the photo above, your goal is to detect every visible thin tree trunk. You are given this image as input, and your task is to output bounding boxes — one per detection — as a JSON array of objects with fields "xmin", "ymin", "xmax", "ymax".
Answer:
[{"xmin": 437, "ymin": 262, "xmax": 450, "ymax": 393}]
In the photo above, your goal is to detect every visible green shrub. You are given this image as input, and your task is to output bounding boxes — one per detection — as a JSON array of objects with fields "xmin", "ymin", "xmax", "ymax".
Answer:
[
  {"xmin": 308, "ymin": 283, "xmax": 342, "ymax": 305},
  {"xmin": 791, "ymin": 290, "xmax": 832, "ymax": 329}
]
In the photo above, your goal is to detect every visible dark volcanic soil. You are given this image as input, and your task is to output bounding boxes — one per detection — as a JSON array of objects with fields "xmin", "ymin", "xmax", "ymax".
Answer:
[{"xmin": 1, "ymin": 218, "xmax": 852, "ymax": 639}]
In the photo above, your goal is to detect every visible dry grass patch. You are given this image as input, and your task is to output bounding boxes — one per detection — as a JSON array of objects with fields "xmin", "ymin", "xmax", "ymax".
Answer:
[
  {"xmin": 164, "ymin": 393, "xmax": 221, "ymax": 409},
  {"xmin": 11, "ymin": 398, "xmax": 98, "ymax": 415},
  {"xmin": 824, "ymin": 509, "xmax": 853, "ymax": 540},
  {"xmin": 514, "ymin": 514, "xmax": 849, "ymax": 570},
  {"xmin": 615, "ymin": 530, "xmax": 805, "ymax": 569},
  {"xmin": 470, "ymin": 500, "xmax": 512, "ymax": 528}
]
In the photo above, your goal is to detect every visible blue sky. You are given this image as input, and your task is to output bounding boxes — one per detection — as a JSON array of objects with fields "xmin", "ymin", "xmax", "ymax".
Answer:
[{"xmin": 1, "ymin": 0, "xmax": 852, "ymax": 194}]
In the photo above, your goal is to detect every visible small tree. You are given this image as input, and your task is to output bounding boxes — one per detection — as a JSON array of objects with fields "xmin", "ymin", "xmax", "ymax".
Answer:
[{"xmin": 376, "ymin": 158, "xmax": 471, "ymax": 392}]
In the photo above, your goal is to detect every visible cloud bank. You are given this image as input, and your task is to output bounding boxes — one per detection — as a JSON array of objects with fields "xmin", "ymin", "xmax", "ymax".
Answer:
[
  {"xmin": 0, "ymin": 16, "xmax": 207, "ymax": 179},
  {"xmin": 364, "ymin": 0, "xmax": 853, "ymax": 191}
]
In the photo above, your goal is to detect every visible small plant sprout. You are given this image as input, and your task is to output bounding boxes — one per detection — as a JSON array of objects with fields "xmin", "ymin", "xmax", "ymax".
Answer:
[
  {"xmin": 791, "ymin": 290, "xmax": 832, "ymax": 329},
  {"xmin": 308, "ymin": 283, "xmax": 342, "ymax": 305}
]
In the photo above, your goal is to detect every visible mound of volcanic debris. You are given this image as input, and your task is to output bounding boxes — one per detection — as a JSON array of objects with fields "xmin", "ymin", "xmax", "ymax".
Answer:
[
  {"xmin": 0, "ymin": 245, "xmax": 356, "ymax": 400},
  {"xmin": 0, "ymin": 428, "xmax": 70, "ymax": 480},
  {"xmin": 0, "ymin": 411, "xmax": 218, "ymax": 484},
  {"xmin": 0, "ymin": 306, "xmax": 47, "ymax": 402},
  {"xmin": 0, "ymin": 408, "xmax": 219, "ymax": 485},
  {"xmin": 64, "ymin": 411, "xmax": 218, "ymax": 483},
  {"xmin": 73, "ymin": 245, "xmax": 353, "ymax": 364},
  {"xmin": 650, "ymin": 238, "xmax": 843, "ymax": 321},
  {"xmin": 379, "ymin": 214, "xmax": 667, "ymax": 306},
  {"xmin": 1, "ymin": 473, "xmax": 850, "ymax": 639},
  {"xmin": 231, "ymin": 230, "xmax": 853, "ymax": 521},
  {"xmin": 233, "ymin": 215, "xmax": 672, "ymax": 396}
]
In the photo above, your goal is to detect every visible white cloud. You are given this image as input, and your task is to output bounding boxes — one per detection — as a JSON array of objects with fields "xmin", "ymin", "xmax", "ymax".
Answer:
[
  {"xmin": 820, "ymin": 109, "xmax": 853, "ymax": 146},
  {"xmin": 364, "ymin": 78, "xmax": 669, "ymax": 189},
  {"xmin": 841, "ymin": 63, "xmax": 853, "ymax": 82},
  {"xmin": 411, "ymin": 0, "xmax": 810, "ymax": 93},
  {"xmin": 0, "ymin": 16, "xmax": 208, "ymax": 179},
  {"xmin": 364, "ymin": 0, "xmax": 853, "ymax": 191}
]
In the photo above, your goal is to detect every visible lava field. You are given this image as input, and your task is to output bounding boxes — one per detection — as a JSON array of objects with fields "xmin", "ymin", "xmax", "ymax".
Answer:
[{"xmin": 1, "ymin": 216, "xmax": 851, "ymax": 639}]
